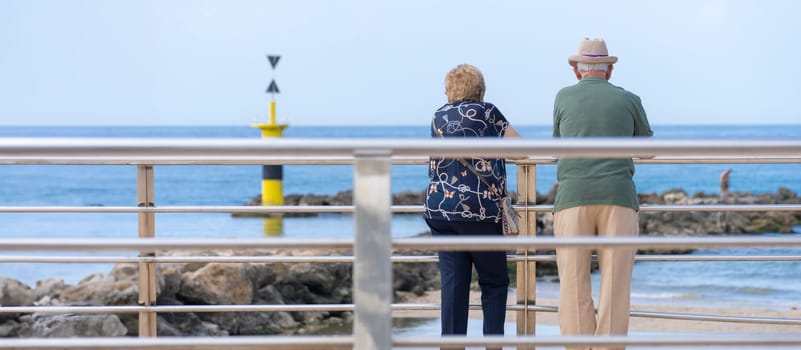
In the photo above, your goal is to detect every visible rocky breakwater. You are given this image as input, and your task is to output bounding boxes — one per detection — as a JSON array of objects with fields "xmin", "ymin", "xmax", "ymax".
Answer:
[
  {"xmin": 240, "ymin": 186, "xmax": 801, "ymax": 239},
  {"xmin": 0, "ymin": 249, "xmax": 439, "ymax": 337},
  {"xmin": 241, "ymin": 187, "xmax": 800, "ymax": 273},
  {"xmin": 241, "ymin": 187, "xmax": 801, "ymax": 235},
  {"xmin": 234, "ymin": 190, "xmax": 433, "ymax": 217},
  {"xmin": 536, "ymin": 187, "xmax": 801, "ymax": 255},
  {"xmin": 636, "ymin": 187, "xmax": 801, "ymax": 236}
]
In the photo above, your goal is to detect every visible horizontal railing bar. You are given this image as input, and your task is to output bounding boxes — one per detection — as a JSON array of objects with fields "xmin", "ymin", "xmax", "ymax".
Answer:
[
  {"xmin": 0, "ymin": 255, "xmax": 358, "ymax": 263},
  {"xmin": 512, "ymin": 254, "xmax": 801, "ymax": 262},
  {"xmin": 0, "ymin": 305, "xmax": 354, "ymax": 314},
  {"xmin": 0, "ymin": 157, "xmax": 427, "ymax": 166},
  {"xmin": 0, "ymin": 203, "xmax": 798, "ymax": 213},
  {"xmin": 3, "ymin": 236, "xmax": 801, "ymax": 252},
  {"xmin": 513, "ymin": 304, "xmax": 801, "ymax": 325},
  {"xmin": 0, "ymin": 238, "xmax": 355, "ymax": 251},
  {"xmin": 3, "ymin": 303, "xmax": 798, "ymax": 326},
  {"xmin": 0, "ymin": 336, "xmax": 354, "ymax": 350},
  {"xmin": 639, "ymin": 204, "xmax": 801, "ymax": 212},
  {"xmin": 393, "ymin": 236, "xmax": 801, "ymax": 251},
  {"xmin": 0, "ymin": 206, "xmax": 364, "ymax": 214},
  {"xmin": 0, "ymin": 256, "xmax": 141, "ymax": 263},
  {"xmin": 0, "ymin": 304, "xmax": 443, "ymax": 314},
  {"xmin": 1, "ymin": 138, "xmax": 800, "ymax": 158},
  {"xmin": 434, "ymin": 304, "xmax": 801, "ymax": 326},
  {"xmin": 631, "ymin": 254, "xmax": 801, "ymax": 261},
  {"xmin": 511, "ymin": 255, "xmax": 801, "ymax": 262},
  {"xmin": 0, "ymin": 157, "xmax": 364, "ymax": 166},
  {"xmin": 630, "ymin": 309, "xmax": 801, "ymax": 325},
  {"xmin": 394, "ymin": 334, "xmax": 801, "ymax": 347},
  {"xmin": 1, "ymin": 156, "xmax": 799, "ymax": 165},
  {"xmin": 0, "ymin": 303, "xmax": 495, "ymax": 314},
  {"xmin": 636, "ymin": 156, "xmax": 801, "ymax": 164},
  {"xmin": 2, "ymin": 254, "xmax": 801, "ymax": 263},
  {"xmin": 2, "ymin": 334, "xmax": 798, "ymax": 349}
]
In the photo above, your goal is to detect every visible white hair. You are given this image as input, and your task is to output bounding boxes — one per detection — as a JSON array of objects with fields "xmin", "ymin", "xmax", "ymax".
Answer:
[{"xmin": 577, "ymin": 62, "xmax": 610, "ymax": 73}]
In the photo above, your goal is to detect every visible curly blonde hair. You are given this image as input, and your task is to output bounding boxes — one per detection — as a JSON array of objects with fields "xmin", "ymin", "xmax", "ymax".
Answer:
[{"xmin": 444, "ymin": 64, "xmax": 485, "ymax": 103}]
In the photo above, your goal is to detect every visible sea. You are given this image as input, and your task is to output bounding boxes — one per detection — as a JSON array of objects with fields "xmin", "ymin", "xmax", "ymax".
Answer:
[{"xmin": 1, "ymin": 125, "xmax": 800, "ymax": 346}]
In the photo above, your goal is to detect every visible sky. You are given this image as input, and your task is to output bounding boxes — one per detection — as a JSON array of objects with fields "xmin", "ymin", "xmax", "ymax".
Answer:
[{"xmin": 1, "ymin": 0, "xmax": 799, "ymax": 126}]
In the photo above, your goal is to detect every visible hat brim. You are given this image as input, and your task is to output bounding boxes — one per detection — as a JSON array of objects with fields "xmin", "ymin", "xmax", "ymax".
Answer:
[{"xmin": 568, "ymin": 55, "xmax": 618, "ymax": 66}]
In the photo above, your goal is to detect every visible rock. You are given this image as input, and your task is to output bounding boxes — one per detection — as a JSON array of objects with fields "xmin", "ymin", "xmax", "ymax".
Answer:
[
  {"xmin": 393, "ymin": 262, "xmax": 440, "ymax": 296},
  {"xmin": 15, "ymin": 315, "xmax": 34, "ymax": 337},
  {"xmin": 0, "ymin": 277, "xmax": 34, "ymax": 306},
  {"xmin": 182, "ymin": 284, "xmax": 298, "ymax": 335},
  {"xmin": 0, "ymin": 320, "xmax": 24, "ymax": 337},
  {"xmin": 178, "ymin": 263, "xmax": 253, "ymax": 305},
  {"xmin": 539, "ymin": 213, "xmax": 554, "ymax": 236},
  {"xmin": 254, "ymin": 285, "xmax": 285, "ymax": 304},
  {"xmin": 54, "ymin": 277, "xmax": 140, "ymax": 335},
  {"xmin": 108, "ymin": 263, "xmax": 138, "ymax": 281},
  {"xmin": 543, "ymin": 184, "xmax": 559, "ymax": 204},
  {"xmin": 663, "ymin": 190, "xmax": 689, "ymax": 204},
  {"xmin": 776, "ymin": 187, "xmax": 798, "ymax": 202},
  {"xmin": 206, "ymin": 311, "xmax": 299, "ymax": 335},
  {"xmin": 638, "ymin": 192, "xmax": 661, "ymax": 204},
  {"xmin": 388, "ymin": 240, "xmax": 442, "ymax": 299},
  {"xmin": 393, "ymin": 191, "xmax": 424, "ymax": 205},
  {"xmin": 244, "ymin": 263, "xmax": 279, "ymax": 290},
  {"xmin": 285, "ymin": 263, "xmax": 350, "ymax": 301},
  {"xmin": 158, "ymin": 265, "xmax": 183, "ymax": 300},
  {"xmin": 156, "ymin": 298, "xmax": 229, "ymax": 337},
  {"xmin": 58, "ymin": 280, "xmax": 138, "ymax": 306},
  {"xmin": 78, "ymin": 273, "xmax": 107, "ymax": 284},
  {"xmin": 30, "ymin": 314, "xmax": 127, "ymax": 337},
  {"xmin": 0, "ymin": 277, "xmax": 34, "ymax": 322},
  {"xmin": 32, "ymin": 279, "xmax": 65, "ymax": 303},
  {"xmin": 238, "ymin": 190, "xmax": 441, "ymax": 217}
]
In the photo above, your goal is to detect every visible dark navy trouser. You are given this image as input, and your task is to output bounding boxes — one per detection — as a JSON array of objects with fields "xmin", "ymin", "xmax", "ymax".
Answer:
[{"xmin": 425, "ymin": 219, "xmax": 509, "ymax": 336}]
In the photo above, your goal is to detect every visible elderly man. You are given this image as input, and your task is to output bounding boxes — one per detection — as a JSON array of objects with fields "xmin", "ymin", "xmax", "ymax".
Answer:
[{"xmin": 552, "ymin": 38, "xmax": 653, "ymax": 350}]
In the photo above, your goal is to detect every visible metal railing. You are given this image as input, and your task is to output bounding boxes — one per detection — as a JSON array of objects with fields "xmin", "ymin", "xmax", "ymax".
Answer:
[{"xmin": 1, "ymin": 138, "xmax": 800, "ymax": 349}]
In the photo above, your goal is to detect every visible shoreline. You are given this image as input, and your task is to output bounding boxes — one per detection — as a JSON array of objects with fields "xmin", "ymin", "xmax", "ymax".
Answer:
[{"xmin": 399, "ymin": 290, "xmax": 801, "ymax": 334}]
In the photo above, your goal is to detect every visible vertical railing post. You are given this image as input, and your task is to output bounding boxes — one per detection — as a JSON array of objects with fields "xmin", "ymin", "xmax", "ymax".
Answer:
[
  {"xmin": 352, "ymin": 151, "xmax": 393, "ymax": 350},
  {"xmin": 516, "ymin": 162, "xmax": 537, "ymax": 350},
  {"xmin": 136, "ymin": 165, "xmax": 157, "ymax": 337}
]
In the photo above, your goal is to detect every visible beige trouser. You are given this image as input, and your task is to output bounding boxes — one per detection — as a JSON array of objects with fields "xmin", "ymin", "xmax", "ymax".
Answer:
[{"xmin": 554, "ymin": 205, "xmax": 639, "ymax": 350}]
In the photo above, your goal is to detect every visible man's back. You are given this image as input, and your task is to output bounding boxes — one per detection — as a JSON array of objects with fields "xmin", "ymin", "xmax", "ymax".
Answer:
[
  {"xmin": 554, "ymin": 77, "xmax": 647, "ymax": 137},
  {"xmin": 552, "ymin": 77, "xmax": 652, "ymax": 212}
]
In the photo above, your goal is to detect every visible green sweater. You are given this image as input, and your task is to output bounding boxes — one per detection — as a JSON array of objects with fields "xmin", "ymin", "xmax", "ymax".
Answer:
[{"xmin": 552, "ymin": 77, "xmax": 653, "ymax": 212}]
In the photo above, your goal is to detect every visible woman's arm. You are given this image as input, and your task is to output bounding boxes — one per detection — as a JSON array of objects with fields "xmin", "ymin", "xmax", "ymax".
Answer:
[
  {"xmin": 503, "ymin": 125, "xmax": 527, "ymax": 160},
  {"xmin": 504, "ymin": 125, "xmax": 521, "ymax": 138}
]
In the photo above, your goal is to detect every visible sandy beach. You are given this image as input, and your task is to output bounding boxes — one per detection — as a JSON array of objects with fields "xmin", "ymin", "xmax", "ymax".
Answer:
[{"xmin": 398, "ymin": 290, "xmax": 801, "ymax": 334}]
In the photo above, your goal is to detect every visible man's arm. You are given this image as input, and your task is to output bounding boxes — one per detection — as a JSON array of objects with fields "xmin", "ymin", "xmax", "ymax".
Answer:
[{"xmin": 632, "ymin": 95, "xmax": 654, "ymax": 159}]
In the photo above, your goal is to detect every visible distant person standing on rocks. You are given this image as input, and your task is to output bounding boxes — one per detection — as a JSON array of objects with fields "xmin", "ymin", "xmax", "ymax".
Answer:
[
  {"xmin": 552, "ymin": 38, "xmax": 653, "ymax": 350},
  {"xmin": 720, "ymin": 168, "xmax": 732, "ymax": 201},
  {"xmin": 424, "ymin": 64, "xmax": 520, "ymax": 342}
]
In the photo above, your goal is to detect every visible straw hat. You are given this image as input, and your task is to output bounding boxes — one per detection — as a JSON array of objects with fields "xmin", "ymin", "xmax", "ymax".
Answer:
[{"xmin": 568, "ymin": 38, "xmax": 618, "ymax": 66}]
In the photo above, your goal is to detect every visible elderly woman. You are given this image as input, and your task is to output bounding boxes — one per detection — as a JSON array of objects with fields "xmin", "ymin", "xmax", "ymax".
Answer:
[{"xmin": 424, "ymin": 64, "xmax": 520, "ymax": 339}]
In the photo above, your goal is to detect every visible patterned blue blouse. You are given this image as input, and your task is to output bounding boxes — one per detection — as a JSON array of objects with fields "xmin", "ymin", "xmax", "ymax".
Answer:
[{"xmin": 424, "ymin": 101, "xmax": 510, "ymax": 223}]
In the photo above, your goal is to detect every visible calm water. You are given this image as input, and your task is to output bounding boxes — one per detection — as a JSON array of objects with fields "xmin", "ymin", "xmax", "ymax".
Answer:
[
  {"xmin": 393, "ymin": 319, "xmax": 799, "ymax": 350},
  {"xmin": 1, "ymin": 125, "xmax": 800, "ymax": 312}
]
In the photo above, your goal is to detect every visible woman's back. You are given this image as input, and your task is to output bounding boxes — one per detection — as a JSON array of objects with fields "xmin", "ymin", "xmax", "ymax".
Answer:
[{"xmin": 425, "ymin": 100, "xmax": 510, "ymax": 223}]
